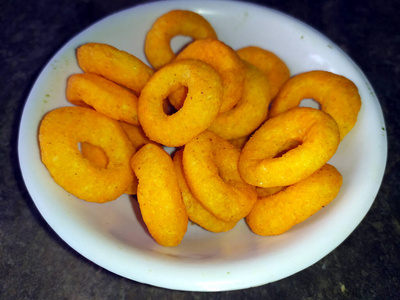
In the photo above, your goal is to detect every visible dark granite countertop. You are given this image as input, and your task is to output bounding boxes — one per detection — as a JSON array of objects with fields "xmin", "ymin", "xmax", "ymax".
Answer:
[{"xmin": 1, "ymin": 0, "xmax": 399, "ymax": 298}]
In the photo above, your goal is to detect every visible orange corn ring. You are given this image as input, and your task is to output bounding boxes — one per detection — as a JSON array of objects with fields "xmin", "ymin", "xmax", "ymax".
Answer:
[
  {"xmin": 238, "ymin": 107, "xmax": 340, "ymax": 188},
  {"xmin": 173, "ymin": 149, "xmax": 237, "ymax": 233},
  {"xmin": 67, "ymin": 73, "xmax": 140, "ymax": 126},
  {"xmin": 183, "ymin": 130, "xmax": 257, "ymax": 222},
  {"xmin": 76, "ymin": 43, "xmax": 154, "ymax": 95},
  {"xmin": 80, "ymin": 142, "xmax": 138, "ymax": 195},
  {"xmin": 39, "ymin": 107, "xmax": 135, "ymax": 203},
  {"xmin": 246, "ymin": 164, "xmax": 343, "ymax": 236},
  {"xmin": 208, "ymin": 61, "xmax": 271, "ymax": 140},
  {"xmin": 145, "ymin": 10, "xmax": 218, "ymax": 70},
  {"xmin": 138, "ymin": 59, "xmax": 223, "ymax": 147},
  {"xmin": 236, "ymin": 46, "xmax": 290, "ymax": 99},
  {"xmin": 173, "ymin": 38, "xmax": 246, "ymax": 113},
  {"xmin": 131, "ymin": 144, "xmax": 188, "ymax": 247},
  {"xmin": 269, "ymin": 70, "xmax": 362, "ymax": 140}
]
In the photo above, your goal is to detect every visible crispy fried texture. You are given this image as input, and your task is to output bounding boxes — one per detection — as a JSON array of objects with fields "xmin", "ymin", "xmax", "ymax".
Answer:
[
  {"xmin": 131, "ymin": 144, "xmax": 188, "ymax": 247},
  {"xmin": 269, "ymin": 70, "xmax": 362, "ymax": 140},
  {"xmin": 208, "ymin": 61, "xmax": 271, "ymax": 140},
  {"xmin": 145, "ymin": 10, "xmax": 217, "ymax": 69},
  {"xmin": 236, "ymin": 46, "xmax": 290, "ymax": 99},
  {"xmin": 67, "ymin": 73, "xmax": 140, "ymax": 125},
  {"xmin": 238, "ymin": 107, "xmax": 340, "ymax": 188},
  {"xmin": 173, "ymin": 39, "xmax": 246, "ymax": 113},
  {"xmin": 173, "ymin": 149, "xmax": 237, "ymax": 232},
  {"xmin": 76, "ymin": 43, "xmax": 154, "ymax": 95},
  {"xmin": 39, "ymin": 107, "xmax": 135, "ymax": 202},
  {"xmin": 183, "ymin": 131, "xmax": 257, "ymax": 222},
  {"xmin": 246, "ymin": 164, "xmax": 342, "ymax": 235},
  {"xmin": 138, "ymin": 59, "xmax": 223, "ymax": 147}
]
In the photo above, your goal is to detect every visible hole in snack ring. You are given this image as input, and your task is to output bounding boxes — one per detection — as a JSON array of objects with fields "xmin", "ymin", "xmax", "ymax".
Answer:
[
  {"xmin": 168, "ymin": 86, "xmax": 188, "ymax": 110},
  {"xmin": 162, "ymin": 99, "xmax": 178, "ymax": 116},
  {"xmin": 273, "ymin": 140, "xmax": 302, "ymax": 158},
  {"xmin": 171, "ymin": 35, "xmax": 194, "ymax": 54},
  {"xmin": 80, "ymin": 142, "xmax": 109, "ymax": 168},
  {"xmin": 299, "ymin": 98, "xmax": 321, "ymax": 110}
]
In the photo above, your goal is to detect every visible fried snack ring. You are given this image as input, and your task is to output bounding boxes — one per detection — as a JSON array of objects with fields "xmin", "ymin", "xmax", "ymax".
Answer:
[
  {"xmin": 145, "ymin": 10, "xmax": 218, "ymax": 70},
  {"xmin": 269, "ymin": 70, "xmax": 362, "ymax": 140},
  {"xmin": 238, "ymin": 107, "xmax": 340, "ymax": 188},
  {"xmin": 67, "ymin": 73, "xmax": 140, "ymax": 126},
  {"xmin": 183, "ymin": 131, "xmax": 257, "ymax": 222},
  {"xmin": 173, "ymin": 149, "xmax": 237, "ymax": 233},
  {"xmin": 76, "ymin": 43, "xmax": 154, "ymax": 95},
  {"xmin": 236, "ymin": 46, "xmax": 290, "ymax": 99},
  {"xmin": 39, "ymin": 107, "xmax": 135, "ymax": 203},
  {"xmin": 208, "ymin": 61, "xmax": 271, "ymax": 140},
  {"xmin": 246, "ymin": 164, "xmax": 342, "ymax": 236},
  {"xmin": 81, "ymin": 142, "xmax": 138, "ymax": 195},
  {"xmin": 138, "ymin": 59, "xmax": 223, "ymax": 147},
  {"xmin": 173, "ymin": 39, "xmax": 246, "ymax": 113},
  {"xmin": 131, "ymin": 144, "xmax": 188, "ymax": 247}
]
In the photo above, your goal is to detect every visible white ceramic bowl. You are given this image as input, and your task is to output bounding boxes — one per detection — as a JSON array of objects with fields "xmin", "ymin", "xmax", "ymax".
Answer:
[{"xmin": 18, "ymin": 0, "xmax": 387, "ymax": 291}]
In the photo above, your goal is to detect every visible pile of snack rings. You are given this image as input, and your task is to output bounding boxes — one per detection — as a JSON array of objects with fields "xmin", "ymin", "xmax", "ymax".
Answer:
[{"xmin": 38, "ymin": 10, "xmax": 362, "ymax": 247}]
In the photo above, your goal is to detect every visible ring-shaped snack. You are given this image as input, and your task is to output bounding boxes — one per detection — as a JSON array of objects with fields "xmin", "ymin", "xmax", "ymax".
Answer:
[
  {"xmin": 246, "ymin": 164, "xmax": 343, "ymax": 236},
  {"xmin": 39, "ymin": 107, "xmax": 135, "ymax": 203},
  {"xmin": 173, "ymin": 149, "xmax": 237, "ymax": 233},
  {"xmin": 269, "ymin": 70, "xmax": 362, "ymax": 140},
  {"xmin": 138, "ymin": 59, "xmax": 223, "ymax": 147},
  {"xmin": 77, "ymin": 43, "xmax": 154, "ymax": 95},
  {"xmin": 183, "ymin": 130, "xmax": 257, "ymax": 222},
  {"xmin": 208, "ymin": 61, "xmax": 271, "ymax": 140},
  {"xmin": 67, "ymin": 73, "xmax": 140, "ymax": 126},
  {"xmin": 145, "ymin": 10, "xmax": 218, "ymax": 70},
  {"xmin": 236, "ymin": 46, "xmax": 290, "ymax": 99},
  {"xmin": 238, "ymin": 107, "xmax": 340, "ymax": 188},
  {"xmin": 173, "ymin": 39, "xmax": 246, "ymax": 113},
  {"xmin": 131, "ymin": 144, "xmax": 188, "ymax": 247}
]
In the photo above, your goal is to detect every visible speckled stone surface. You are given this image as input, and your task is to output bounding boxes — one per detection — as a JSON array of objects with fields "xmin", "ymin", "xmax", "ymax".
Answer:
[{"xmin": 1, "ymin": 0, "xmax": 399, "ymax": 299}]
